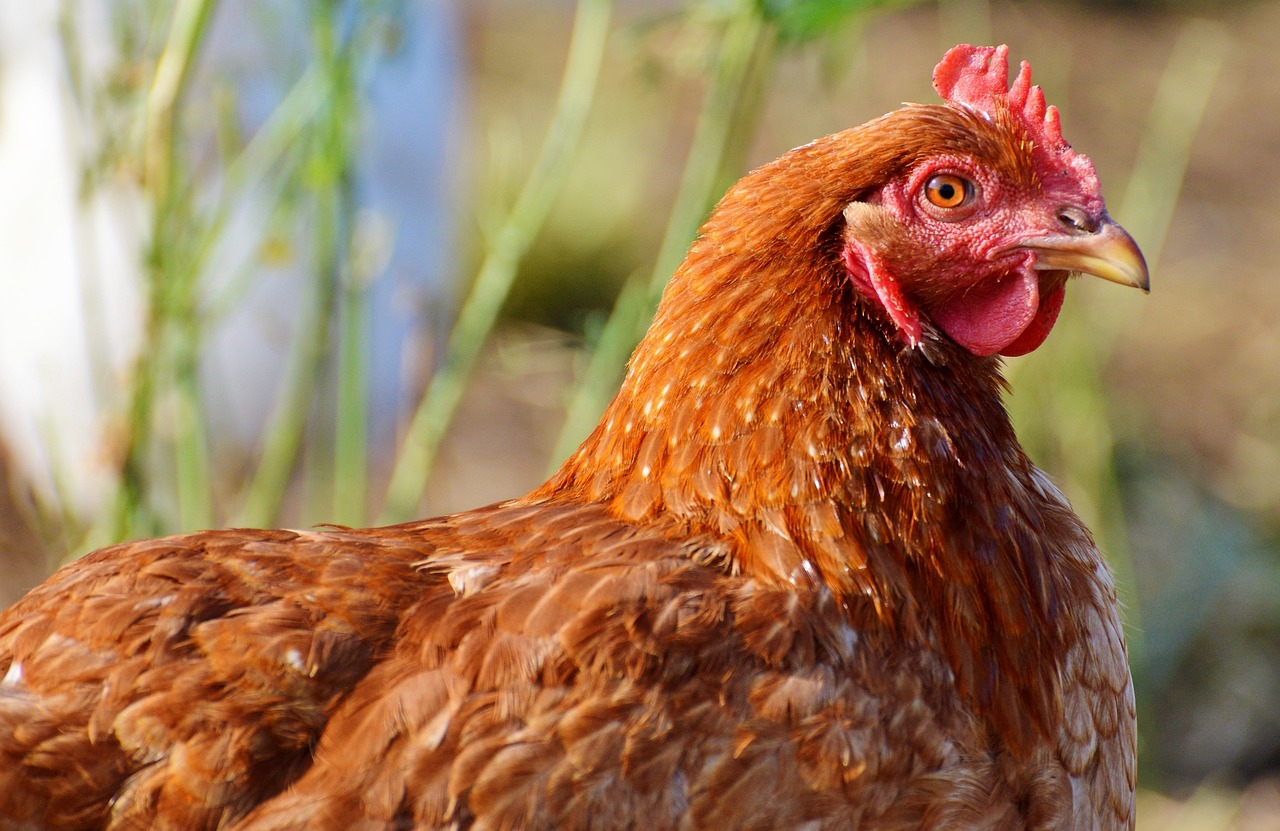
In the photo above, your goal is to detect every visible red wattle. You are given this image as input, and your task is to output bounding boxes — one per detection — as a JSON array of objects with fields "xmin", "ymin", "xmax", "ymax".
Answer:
[
  {"xmin": 931, "ymin": 271, "xmax": 1041, "ymax": 357},
  {"xmin": 1000, "ymin": 282, "xmax": 1065, "ymax": 357}
]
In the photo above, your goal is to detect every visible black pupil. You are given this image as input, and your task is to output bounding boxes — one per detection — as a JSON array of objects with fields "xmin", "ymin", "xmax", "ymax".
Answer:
[{"xmin": 937, "ymin": 181, "xmax": 957, "ymax": 201}]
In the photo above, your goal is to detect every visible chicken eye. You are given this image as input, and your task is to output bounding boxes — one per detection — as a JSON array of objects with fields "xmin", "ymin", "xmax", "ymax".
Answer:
[{"xmin": 924, "ymin": 174, "xmax": 972, "ymax": 209}]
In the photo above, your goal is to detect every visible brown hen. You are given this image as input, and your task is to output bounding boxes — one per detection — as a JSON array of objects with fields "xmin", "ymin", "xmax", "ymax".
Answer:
[{"xmin": 0, "ymin": 44, "xmax": 1145, "ymax": 830}]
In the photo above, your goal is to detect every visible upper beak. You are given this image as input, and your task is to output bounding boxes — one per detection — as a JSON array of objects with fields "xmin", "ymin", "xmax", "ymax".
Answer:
[{"xmin": 1019, "ymin": 215, "xmax": 1150, "ymax": 293}]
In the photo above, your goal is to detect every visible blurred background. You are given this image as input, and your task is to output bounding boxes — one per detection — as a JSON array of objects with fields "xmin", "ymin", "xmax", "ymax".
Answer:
[{"xmin": 0, "ymin": 0, "xmax": 1276, "ymax": 825}]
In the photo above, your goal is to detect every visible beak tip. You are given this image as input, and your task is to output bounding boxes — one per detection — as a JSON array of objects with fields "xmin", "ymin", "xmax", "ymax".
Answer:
[
  {"xmin": 1023, "ymin": 216, "xmax": 1150, "ymax": 294},
  {"xmin": 1129, "ymin": 253, "xmax": 1151, "ymax": 294},
  {"xmin": 1096, "ymin": 216, "xmax": 1150, "ymax": 294}
]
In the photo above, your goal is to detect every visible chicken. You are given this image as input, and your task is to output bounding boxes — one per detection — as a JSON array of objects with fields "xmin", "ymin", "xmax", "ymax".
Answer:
[{"xmin": 0, "ymin": 44, "xmax": 1145, "ymax": 830}]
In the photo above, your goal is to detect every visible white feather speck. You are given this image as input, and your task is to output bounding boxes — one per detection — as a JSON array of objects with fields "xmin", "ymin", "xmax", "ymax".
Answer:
[
  {"xmin": 284, "ymin": 648, "xmax": 306, "ymax": 674},
  {"xmin": 2, "ymin": 661, "xmax": 23, "ymax": 686}
]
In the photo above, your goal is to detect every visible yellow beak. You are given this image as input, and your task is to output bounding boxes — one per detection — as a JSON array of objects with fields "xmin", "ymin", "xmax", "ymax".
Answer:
[{"xmin": 1020, "ymin": 216, "xmax": 1150, "ymax": 293}]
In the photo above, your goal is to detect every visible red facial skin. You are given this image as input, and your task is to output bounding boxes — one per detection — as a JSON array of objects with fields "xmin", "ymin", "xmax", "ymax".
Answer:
[
  {"xmin": 839, "ymin": 43, "xmax": 1126, "ymax": 358},
  {"xmin": 845, "ymin": 148, "xmax": 1106, "ymax": 357}
]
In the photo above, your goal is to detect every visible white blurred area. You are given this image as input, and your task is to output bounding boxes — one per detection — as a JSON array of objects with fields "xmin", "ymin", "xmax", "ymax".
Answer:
[
  {"xmin": 0, "ymin": 1, "xmax": 463, "ymax": 594},
  {"xmin": 0, "ymin": 1, "xmax": 144, "ymax": 525}
]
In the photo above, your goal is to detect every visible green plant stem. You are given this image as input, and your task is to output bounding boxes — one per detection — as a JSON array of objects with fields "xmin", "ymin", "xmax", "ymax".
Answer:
[
  {"xmin": 550, "ymin": 0, "xmax": 776, "ymax": 466},
  {"xmin": 1076, "ymin": 17, "xmax": 1227, "ymax": 641},
  {"xmin": 1006, "ymin": 20, "xmax": 1227, "ymax": 737},
  {"xmin": 144, "ymin": 0, "xmax": 218, "ymax": 198},
  {"xmin": 334, "ymin": 253, "xmax": 370, "ymax": 526},
  {"xmin": 174, "ymin": 347, "xmax": 214, "ymax": 529},
  {"xmin": 203, "ymin": 66, "xmax": 329, "ymax": 322},
  {"xmin": 109, "ymin": 53, "xmax": 329, "ymax": 534},
  {"xmin": 1115, "ymin": 19, "xmax": 1227, "ymax": 281},
  {"xmin": 1108, "ymin": 18, "xmax": 1228, "ymax": 743},
  {"xmin": 378, "ymin": 0, "xmax": 614, "ymax": 523},
  {"xmin": 110, "ymin": 0, "xmax": 219, "ymax": 542},
  {"xmin": 238, "ymin": 3, "xmax": 355, "ymax": 528},
  {"xmin": 236, "ymin": 260, "xmax": 338, "ymax": 528},
  {"xmin": 646, "ymin": 1, "xmax": 772, "ymax": 303},
  {"xmin": 154, "ymin": 0, "xmax": 218, "ymax": 533},
  {"xmin": 322, "ymin": 12, "xmax": 366, "ymax": 529}
]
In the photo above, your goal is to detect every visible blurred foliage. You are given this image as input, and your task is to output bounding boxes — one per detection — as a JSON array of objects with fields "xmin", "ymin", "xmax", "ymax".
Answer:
[
  {"xmin": 55, "ymin": 0, "xmax": 408, "ymax": 543},
  {"xmin": 762, "ymin": 0, "xmax": 908, "ymax": 41}
]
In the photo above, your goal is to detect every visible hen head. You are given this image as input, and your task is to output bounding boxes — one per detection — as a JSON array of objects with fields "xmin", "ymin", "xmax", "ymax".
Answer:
[{"xmin": 842, "ymin": 44, "xmax": 1149, "ymax": 357}]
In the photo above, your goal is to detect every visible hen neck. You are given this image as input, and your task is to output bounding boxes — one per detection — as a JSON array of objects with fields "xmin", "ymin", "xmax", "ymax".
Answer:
[
  {"xmin": 541, "ymin": 228, "xmax": 1053, "ymax": 587},
  {"xmin": 536, "ymin": 234, "xmax": 1092, "ymax": 753}
]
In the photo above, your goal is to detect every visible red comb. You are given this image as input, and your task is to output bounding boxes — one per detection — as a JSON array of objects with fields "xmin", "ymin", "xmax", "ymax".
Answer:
[{"xmin": 932, "ymin": 44, "xmax": 1095, "ymax": 189}]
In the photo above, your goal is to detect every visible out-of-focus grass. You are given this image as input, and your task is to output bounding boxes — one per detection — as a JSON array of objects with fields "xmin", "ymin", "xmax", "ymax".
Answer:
[
  {"xmin": 239, "ymin": 0, "xmax": 363, "ymax": 528},
  {"xmin": 59, "ymin": 1, "xmax": 404, "ymax": 540},
  {"xmin": 551, "ymin": 0, "xmax": 777, "ymax": 464},
  {"xmin": 113, "ymin": 0, "xmax": 220, "ymax": 542},
  {"xmin": 1004, "ymin": 17, "xmax": 1230, "ymax": 785},
  {"xmin": 379, "ymin": 0, "xmax": 614, "ymax": 522}
]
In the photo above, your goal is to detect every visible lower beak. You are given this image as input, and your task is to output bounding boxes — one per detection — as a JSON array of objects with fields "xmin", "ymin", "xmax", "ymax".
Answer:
[{"xmin": 1019, "ymin": 217, "xmax": 1150, "ymax": 292}]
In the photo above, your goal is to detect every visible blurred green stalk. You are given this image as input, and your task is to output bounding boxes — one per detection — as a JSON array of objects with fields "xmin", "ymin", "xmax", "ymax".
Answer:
[
  {"xmin": 143, "ymin": 0, "xmax": 218, "ymax": 201},
  {"xmin": 239, "ymin": 0, "xmax": 358, "ymax": 529},
  {"xmin": 378, "ymin": 0, "xmax": 614, "ymax": 523},
  {"xmin": 334, "ymin": 237, "xmax": 370, "ymax": 526},
  {"xmin": 550, "ymin": 0, "xmax": 776, "ymax": 465},
  {"xmin": 1006, "ymin": 19, "xmax": 1228, "ymax": 745},
  {"xmin": 109, "ymin": 0, "xmax": 219, "ymax": 542},
  {"xmin": 202, "ymin": 66, "xmax": 329, "ymax": 323},
  {"xmin": 1115, "ymin": 20, "xmax": 1227, "ymax": 296},
  {"xmin": 1111, "ymin": 20, "xmax": 1228, "ymax": 732}
]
